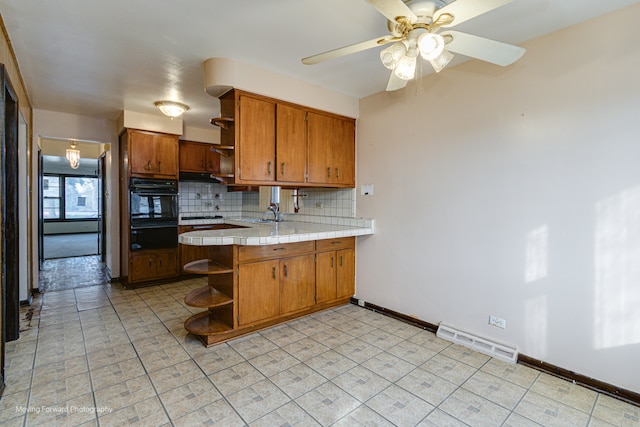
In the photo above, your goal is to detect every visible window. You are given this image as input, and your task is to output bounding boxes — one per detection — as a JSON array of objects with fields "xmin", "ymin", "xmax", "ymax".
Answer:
[{"xmin": 43, "ymin": 174, "xmax": 99, "ymax": 220}]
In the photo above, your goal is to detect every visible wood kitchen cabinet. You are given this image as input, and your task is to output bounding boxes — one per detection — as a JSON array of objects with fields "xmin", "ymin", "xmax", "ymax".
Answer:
[
  {"xmin": 179, "ymin": 140, "xmax": 220, "ymax": 173},
  {"xmin": 129, "ymin": 249, "xmax": 178, "ymax": 283},
  {"xmin": 307, "ymin": 112, "xmax": 355, "ymax": 187},
  {"xmin": 315, "ymin": 237, "xmax": 356, "ymax": 303},
  {"xmin": 127, "ymin": 129, "xmax": 179, "ymax": 179},
  {"xmin": 211, "ymin": 89, "xmax": 355, "ymax": 188}
]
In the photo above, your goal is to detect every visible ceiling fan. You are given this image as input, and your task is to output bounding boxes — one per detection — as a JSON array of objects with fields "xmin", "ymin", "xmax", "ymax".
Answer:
[{"xmin": 302, "ymin": 0, "xmax": 526, "ymax": 91}]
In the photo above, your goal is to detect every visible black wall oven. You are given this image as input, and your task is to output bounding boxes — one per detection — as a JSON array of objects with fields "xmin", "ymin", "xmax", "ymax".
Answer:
[{"xmin": 129, "ymin": 178, "xmax": 178, "ymax": 251}]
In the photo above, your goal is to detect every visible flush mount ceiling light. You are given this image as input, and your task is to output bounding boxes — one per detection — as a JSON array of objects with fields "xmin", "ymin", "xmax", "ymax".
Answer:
[
  {"xmin": 154, "ymin": 100, "xmax": 189, "ymax": 118},
  {"xmin": 302, "ymin": 0, "xmax": 526, "ymax": 92},
  {"xmin": 66, "ymin": 141, "xmax": 80, "ymax": 169}
]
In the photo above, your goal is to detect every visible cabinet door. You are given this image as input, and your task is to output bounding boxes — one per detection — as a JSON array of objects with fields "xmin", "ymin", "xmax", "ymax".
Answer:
[
  {"xmin": 237, "ymin": 95, "xmax": 276, "ymax": 182},
  {"xmin": 155, "ymin": 249, "xmax": 178, "ymax": 277},
  {"xmin": 315, "ymin": 251, "xmax": 337, "ymax": 303},
  {"xmin": 179, "ymin": 141, "xmax": 207, "ymax": 172},
  {"xmin": 153, "ymin": 133, "xmax": 179, "ymax": 177},
  {"xmin": 129, "ymin": 132, "xmax": 158, "ymax": 176},
  {"xmin": 307, "ymin": 112, "xmax": 333, "ymax": 185},
  {"xmin": 238, "ymin": 260, "xmax": 280, "ymax": 325},
  {"xmin": 280, "ymin": 254, "xmax": 315, "ymax": 314},
  {"xmin": 129, "ymin": 253, "xmax": 157, "ymax": 282},
  {"xmin": 336, "ymin": 248, "xmax": 355, "ymax": 298},
  {"xmin": 276, "ymin": 104, "xmax": 307, "ymax": 183},
  {"xmin": 331, "ymin": 118, "xmax": 355, "ymax": 186},
  {"xmin": 205, "ymin": 146, "xmax": 221, "ymax": 173}
]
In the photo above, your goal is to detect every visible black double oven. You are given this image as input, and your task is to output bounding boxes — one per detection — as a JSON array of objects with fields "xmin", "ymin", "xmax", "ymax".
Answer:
[{"xmin": 129, "ymin": 178, "xmax": 179, "ymax": 251}]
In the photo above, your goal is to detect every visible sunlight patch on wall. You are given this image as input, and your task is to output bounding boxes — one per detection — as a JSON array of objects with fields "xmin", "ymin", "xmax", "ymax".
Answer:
[
  {"xmin": 525, "ymin": 225, "xmax": 549, "ymax": 283},
  {"xmin": 594, "ymin": 186, "xmax": 640, "ymax": 349},
  {"xmin": 525, "ymin": 295, "xmax": 548, "ymax": 358}
]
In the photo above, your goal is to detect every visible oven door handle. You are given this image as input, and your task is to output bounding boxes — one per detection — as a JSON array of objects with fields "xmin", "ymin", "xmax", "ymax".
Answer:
[{"xmin": 131, "ymin": 224, "xmax": 178, "ymax": 230}]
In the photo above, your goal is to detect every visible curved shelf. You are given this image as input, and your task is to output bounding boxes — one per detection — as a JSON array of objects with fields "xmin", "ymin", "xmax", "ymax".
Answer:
[
  {"xmin": 184, "ymin": 311, "xmax": 233, "ymax": 336},
  {"xmin": 210, "ymin": 117, "xmax": 234, "ymax": 130},
  {"xmin": 184, "ymin": 286, "xmax": 233, "ymax": 308},
  {"xmin": 183, "ymin": 259, "xmax": 233, "ymax": 275},
  {"xmin": 210, "ymin": 145, "xmax": 234, "ymax": 157}
]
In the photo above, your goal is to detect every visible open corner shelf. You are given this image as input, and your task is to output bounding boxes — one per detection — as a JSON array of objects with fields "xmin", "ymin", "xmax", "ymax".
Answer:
[
  {"xmin": 184, "ymin": 285, "xmax": 232, "ymax": 308},
  {"xmin": 210, "ymin": 117, "xmax": 234, "ymax": 130},
  {"xmin": 183, "ymin": 259, "xmax": 233, "ymax": 275}
]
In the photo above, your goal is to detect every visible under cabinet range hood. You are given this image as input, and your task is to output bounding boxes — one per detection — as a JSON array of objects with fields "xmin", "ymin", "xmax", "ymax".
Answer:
[{"xmin": 179, "ymin": 171, "xmax": 220, "ymax": 182}]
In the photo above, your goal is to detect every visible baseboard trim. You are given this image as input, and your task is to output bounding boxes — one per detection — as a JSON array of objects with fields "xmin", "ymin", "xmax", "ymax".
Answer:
[{"xmin": 349, "ymin": 298, "xmax": 640, "ymax": 407}]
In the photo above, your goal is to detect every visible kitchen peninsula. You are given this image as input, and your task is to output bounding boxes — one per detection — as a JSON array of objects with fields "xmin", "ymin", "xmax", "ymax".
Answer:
[{"xmin": 178, "ymin": 218, "xmax": 374, "ymax": 346}]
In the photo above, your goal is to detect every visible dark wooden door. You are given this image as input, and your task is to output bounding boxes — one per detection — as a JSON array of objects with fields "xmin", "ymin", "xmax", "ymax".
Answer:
[{"xmin": 1, "ymin": 64, "xmax": 20, "ymax": 397}]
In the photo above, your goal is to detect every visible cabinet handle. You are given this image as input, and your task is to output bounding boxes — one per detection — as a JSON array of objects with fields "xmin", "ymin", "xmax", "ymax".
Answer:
[
  {"xmin": 148, "ymin": 258, "xmax": 152, "ymax": 267},
  {"xmin": 201, "ymin": 160, "xmax": 205, "ymax": 168},
  {"xmin": 284, "ymin": 264, "xmax": 288, "ymax": 277},
  {"xmin": 339, "ymin": 255, "xmax": 343, "ymax": 267},
  {"xmin": 272, "ymin": 266, "xmax": 277, "ymax": 279},
  {"xmin": 331, "ymin": 256, "xmax": 334, "ymax": 268},
  {"xmin": 146, "ymin": 160, "xmax": 151, "ymax": 171},
  {"xmin": 273, "ymin": 247, "xmax": 285, "ymax": 251},
  {"xmin": 157, "ymin": 161, "xmax": 161, "ymax": 172},
  {"xmin": 335, "ymin": 168, "xmax": 340, "ymax": 178},
  {"xmin": 159, "ymin": 258, "xmax": 162, "ymax": 267},
  {"xmin": 281, "ymin": 162, "xmax": 285, "ymax": 176},
  {"xmin": 267, "ymin": 161, "xmax": 272, "ymax": 175},
  {"xmin": 327, "ymin": 167, "xmax": 331, "ymax": 178}
]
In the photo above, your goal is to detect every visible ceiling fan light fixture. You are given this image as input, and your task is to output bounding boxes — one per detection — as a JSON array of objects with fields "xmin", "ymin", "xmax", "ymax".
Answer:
[
  {"xmin": 154, "ymin": 100, "xmax": 189, "ymax": 118},
  {"xmin": 430, "ymin": 49, "xmax": 454, "ymax": 73},
  {"xmin": 380, "ymin": 41, "xmax": 407, "ymax": 70},
  {"xmin": 394, "ymin": 53, "xmax": 417, "ymax": 80},
  {"xmin": 66, "ymin": 141, "xmax": 81, "ymax": 169},
  {"xmin": 417, "ymin": 33, "xmax": 445, "ymax": 60}
]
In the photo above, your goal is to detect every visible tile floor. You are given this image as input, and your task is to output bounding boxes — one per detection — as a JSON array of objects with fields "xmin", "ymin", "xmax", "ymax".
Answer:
[{"xmin": 2, "ymin": 277, "xmax": 639, "ymax": 426}]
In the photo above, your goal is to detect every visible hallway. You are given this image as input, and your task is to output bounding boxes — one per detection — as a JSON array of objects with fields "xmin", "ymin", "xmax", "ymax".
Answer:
[{"xmin": 38, "ymin": 255, "xmax": 109, "ymax": 293}]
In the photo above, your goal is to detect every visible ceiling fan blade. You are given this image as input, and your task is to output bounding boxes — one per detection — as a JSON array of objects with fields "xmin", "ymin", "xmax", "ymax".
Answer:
[
  {"xmin": 442, "ymin": 30, "xmax": 525, "ymax": 66},
  {"xmin": 434, "ymin": 0, "xmax": 513, "ymax": 28},
  {"xmin": 302, "ymin": 36, "xmax": 396, "ymax": 65},
  {"xmin": 386, "ymin": 72, "xmax": 408, "ymax": 91},
  {"xmin": 366, "ymin": 0, "xmax": 417, "ymax": 23}
]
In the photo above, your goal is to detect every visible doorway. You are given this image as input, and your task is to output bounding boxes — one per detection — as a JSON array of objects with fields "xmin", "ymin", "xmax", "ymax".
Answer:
[{"xmin": 37, "ymin": 138, "xmax": 109, "ymax": 292}]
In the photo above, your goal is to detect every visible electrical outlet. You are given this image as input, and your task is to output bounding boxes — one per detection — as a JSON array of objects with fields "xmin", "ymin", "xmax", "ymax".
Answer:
[
  {"xmin": 358, "ymin": 299, "xmax": 365, "ymax": 307},
  {"xmin": 316, "ymin": 202, "xmax": 324, "ymax": 209},
  {"xmin": 489, "ymin": 315, "xmax": 506, "ymax": 329}
]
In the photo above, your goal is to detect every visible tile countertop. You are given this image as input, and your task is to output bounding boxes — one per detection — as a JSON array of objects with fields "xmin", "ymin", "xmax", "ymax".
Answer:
[{"xmin": 178, "ymin": 219, "xmax": 374, "ymax": 246}]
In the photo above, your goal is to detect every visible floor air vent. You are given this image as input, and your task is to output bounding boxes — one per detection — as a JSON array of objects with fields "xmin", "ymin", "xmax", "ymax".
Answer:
[{"xmin": 436, "ymin": 323, "xmax": 518, "ymax": 364}]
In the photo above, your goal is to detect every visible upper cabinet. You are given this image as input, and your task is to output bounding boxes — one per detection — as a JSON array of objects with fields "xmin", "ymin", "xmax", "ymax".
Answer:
[
  {"xmin": 127, "ymin": 129, "xmax": 179, "ymax": 179},
  {"xmin": 212, "ymin": 89, "xmax": 355, "ymax": 188},
  {"xmin": 179, "ymin": 140, "xmax": 221, "ymax": 174}
]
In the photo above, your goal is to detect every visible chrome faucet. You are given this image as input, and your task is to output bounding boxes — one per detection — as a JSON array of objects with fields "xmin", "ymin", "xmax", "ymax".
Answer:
[{"xmin": 268, "ymin": 203, "xmax": 281, "ymax": 222}]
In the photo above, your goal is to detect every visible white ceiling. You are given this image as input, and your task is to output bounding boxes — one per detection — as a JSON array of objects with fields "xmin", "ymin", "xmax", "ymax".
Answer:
[{"xmin": 1, "ymin": 0, "xmax": 637, "ymax": 130}]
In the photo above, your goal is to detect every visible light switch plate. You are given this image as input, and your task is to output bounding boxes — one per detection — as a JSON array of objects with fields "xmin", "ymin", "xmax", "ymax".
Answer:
[{"xmin": 361, "ymin": 184, "xmax": 374, "ymax": 196}]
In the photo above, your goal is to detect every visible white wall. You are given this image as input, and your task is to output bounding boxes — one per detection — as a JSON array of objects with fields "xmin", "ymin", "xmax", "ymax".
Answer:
[
  {"xmin": 32, "ymin": 110, "xmax": 120, "ymax": 277},
  {"xmin": 356, "ymin": 4, "xmax": 640, "ymax": 393}
]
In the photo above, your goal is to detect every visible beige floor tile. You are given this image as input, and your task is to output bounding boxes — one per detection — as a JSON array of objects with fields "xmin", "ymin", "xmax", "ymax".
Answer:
[
  {"xmin": 362, "ymin": 352, "xmax": 416, "ymax": 383},
  {"xmin": 504, "ymin": 412, "xmax": 546, "ymax": 426},
  {"xmin": 481, "ymin": 358, "xmax": 540, "ymax": 388},
  {"xmin": 514, "ymin": 390, "xmax": 591, "ymax": 427},
  {"xmin": 208, "ymin": 361, "xmax": 267, "ymax": 396},
  {"xmin": 29, "ymin": 371, "xmax": 93, "ymax": 407},
  {"xmin": 97, "ymin": 396, "xmax": 169, "ymax": 427},
  {"xmin": 149, "ymin": 359, "xmax": 206, "ymax": 394},
  {"xmin": 228, "ymin": 333, "xmax": 279, "ymax": 359},
  {"xmin": 418, "ymin": 409, "xmax": 469, "ymax": 426},
  {"xmin": 90, "ymin": 357, "xmax": 147, "ymax": 391},
  {"xmin": 125, "ymin": 322, "xmax": 170, "ymax": 342},
  {"xmin": 225, "ymin": 379, "xmax": 291, "ymax": 424},
  {"xmin": 0, "ymin": 389, "xmax": 29, "ymax": 423},
  {"xmin": 34, "ymin": 340, "xmax": 86, "ymax": 367},
  {"xmin": 380, "ymin": 319, "xmax": 423, "ymax": 340},
  {"xmin": 408, "ymin": 330, "xmax": 452, "ymax": 353},
  {"xmin": 31, "ymin": 355, "xmax": 89, "ymax": 387},
  {"xmin": 282, "ymin": 337, "xmax": 330, "ymax": 362},
  {"xmin": 251, "ymin": 401, "xmax": 321, "ymax": 427},
  {"xmin": 333, "ymin": 405, "xmax": 394, "ymax": 427},
  {"xmin": 591, "ymin": 394, "xmax": 640, "ymax": 427},
  {"xmin": 420, "ymin": 354, "xmax": 478, "ymax": 386},
  {"xmin": 249, "ymin": 348, "xmax": 300, "ymax": 377},
  {"xmin": 3, "ymin": 367, "xmax": 33, "ymax": 395},
  {"xmin": 396, "ymin": 366, "xmax": 458, "ymax": 406},
  {"xmin": 131, "ymin": 330, "xmax": 179, "ymax": 355},
  {"xmin": 530, "ymin": 373, "xmax": 598, "ymax": 414},
  {"xmin": 158, "ymin": 377, "xmax": 222, "ymax": 420},
  {"xmin": 172, "ymin": 399, "xmax": 246, "ymax": 427},
  {"xmin": 138, "ymin": 343, "xmax": 191, "ymax": 372},
  {"xmin": 367, "ymin": 384, "xmax": 435, "ymax": 427},
  {"xmin": 192, "ymin": 343, "xmax": 245, "ymax": 375},
  {"xmin": 332, "ymin": 365, "xmax": 391, "ymax": 402},
  {"xmin": 271, "ymin": 363, "xmax": 328, "ymax": 399},
  {"xmin": 25, "ymin": 392, "xmax": 98, "ymax": 427},
  {"xmin": 441, "ymin": 344, "xmax": 492, "ymax": 368},
  {"xmin": 93, "ymin": 374, "xmax": 156, "ymax": 412},
  {"xmin": 333, "ymin": 318, "xmax": 378, "ymax": 337},
  {"xmin": 306, "ymin": 350, "xmax": 358, "ymax": 380},
  {"xmin": 387, "ymin": 339, "xmax": 438, "ymax": 366},
  {"xmin": 359, "ymin": 328, "xmax": 405, "ymax": 350},
  {"xmin": 87, "ymin": 342, "xmax": 137, "ymax": 370},
  {"xmin": 259, "ymin": 324, "xmax": 307, "ymax": 347},
  {"xmin": 334, "ymin": 338, "xmax": 383, "ymax": 364},
  {"xmin": 295, "ymin": 381, "xmax": 362, "ymax": 426},
  {"xmin": 462, "ymin": 370, "xmax": 528, "ymax": 410},
  {"xmin": 287, "ymin": 316, "xmax": 332, "ymax": 336},
  {"xmin": 308, "ymin": 328, "xmax": 355, "ymax": 348},
  {"xmin": 439, "ymin": 388, "xmax": 511, "ymax": 427}
]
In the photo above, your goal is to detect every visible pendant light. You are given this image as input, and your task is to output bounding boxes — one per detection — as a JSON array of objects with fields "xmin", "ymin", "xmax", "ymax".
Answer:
[{"xmin": 66, "ymin": 141, "xmax": 80, "ymax": 169}]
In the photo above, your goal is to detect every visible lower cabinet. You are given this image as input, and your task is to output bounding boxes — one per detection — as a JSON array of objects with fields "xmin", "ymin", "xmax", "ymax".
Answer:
[
  {"xmin": 129, "ymin": 249, "xmax": 178, "ymax": 283},
  {"xmin": 183, "ymin": 237, "xmax": 355, "ymax": 346}
]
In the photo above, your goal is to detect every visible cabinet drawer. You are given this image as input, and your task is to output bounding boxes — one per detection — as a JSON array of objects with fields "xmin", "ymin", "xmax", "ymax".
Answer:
[
  {"xmin": 238, "ymin": 241, "xmax": 315, "ymax": 263},
  {"xmin": 316, "ymin": 237, "xmax": 355, "ymax": 252}
]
